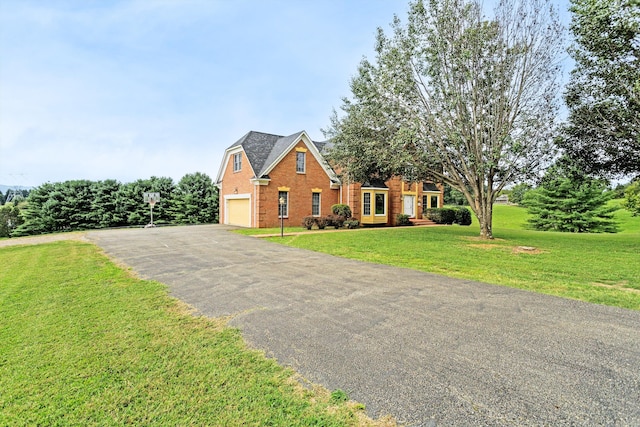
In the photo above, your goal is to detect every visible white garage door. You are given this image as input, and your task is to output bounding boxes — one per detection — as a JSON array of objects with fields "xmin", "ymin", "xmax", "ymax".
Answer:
[{"xmin": 227, "ymin": 198, "xmax": 251, "ymax": 227}]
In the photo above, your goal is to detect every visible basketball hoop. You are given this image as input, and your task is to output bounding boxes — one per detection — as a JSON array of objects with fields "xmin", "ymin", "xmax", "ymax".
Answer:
[{"xmin": 143, "ymin": 192, "xmax": 160, "ymax": 227}]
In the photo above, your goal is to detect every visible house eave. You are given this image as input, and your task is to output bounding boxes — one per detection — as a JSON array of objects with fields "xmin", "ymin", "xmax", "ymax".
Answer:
[{"xmin": 251, "ymin": 178, "xmax": 271, "ymax": 186}]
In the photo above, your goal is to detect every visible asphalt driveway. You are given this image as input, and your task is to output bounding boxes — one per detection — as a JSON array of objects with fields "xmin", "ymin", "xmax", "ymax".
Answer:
[{"xmin": 87, "ymin": 225, "xmax": 640, "ymax": 426}]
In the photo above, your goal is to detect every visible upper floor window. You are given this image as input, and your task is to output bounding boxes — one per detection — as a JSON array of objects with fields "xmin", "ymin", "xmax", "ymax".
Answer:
[
  {"xmin": 296, "ymin": 152, "xmax": 306, "ymax": 173},
  {"xmin": 233, "ymin": 153, "xmax": 242, "ymax": 172}
]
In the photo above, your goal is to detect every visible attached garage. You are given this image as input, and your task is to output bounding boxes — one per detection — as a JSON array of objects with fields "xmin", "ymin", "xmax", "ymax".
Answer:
[{"xmin": 225, "ymin": 196, "xmax": 251, "ymax": 227}]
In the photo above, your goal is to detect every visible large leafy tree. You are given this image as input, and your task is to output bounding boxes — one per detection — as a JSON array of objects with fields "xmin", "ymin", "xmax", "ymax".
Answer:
[
  {"xmin": 559, "ymin": 0, "xmax": 640, "ymax": 177},
  {"xmin": 624, "ymin": 180, "xmax": 640, "ymax": 216},
  {"xmin": 0, "ymin": 202, "xmax": 23, "ymax": 237},
  {"xmin": 325, "ymin": 0, "xmax": 563, "ymax": 239}
]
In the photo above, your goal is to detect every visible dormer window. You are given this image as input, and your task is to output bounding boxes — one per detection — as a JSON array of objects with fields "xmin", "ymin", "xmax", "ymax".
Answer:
[
  {"xmin": 296, "ymin": 152, "xmax": 306, "ymax": 173},
  {"xmin": 233, "ymin": 153, "xmax": 242, "ymax": 172}
]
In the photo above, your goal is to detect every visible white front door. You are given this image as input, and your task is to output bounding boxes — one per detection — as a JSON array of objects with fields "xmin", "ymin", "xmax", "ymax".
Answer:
[{"xmin": 403, "ymin": 195, "xmax": 415, "ymax": 218}]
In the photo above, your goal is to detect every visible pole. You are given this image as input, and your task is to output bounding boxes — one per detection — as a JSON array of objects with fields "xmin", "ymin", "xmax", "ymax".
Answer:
[{"xmin": 280, "ymin": 202, "xmax": 284, "ymax": 237}]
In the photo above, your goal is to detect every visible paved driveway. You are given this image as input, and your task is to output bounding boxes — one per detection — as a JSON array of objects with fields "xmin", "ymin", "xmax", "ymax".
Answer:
[{"xmin": 87, "ymin": 225, "xmax": 640, "ymax": 426}]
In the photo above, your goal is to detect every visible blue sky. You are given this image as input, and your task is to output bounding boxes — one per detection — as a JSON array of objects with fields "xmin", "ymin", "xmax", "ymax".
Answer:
[{"xmin": 0, "ymin": 0, "xmax": 570, "ymax": 188}]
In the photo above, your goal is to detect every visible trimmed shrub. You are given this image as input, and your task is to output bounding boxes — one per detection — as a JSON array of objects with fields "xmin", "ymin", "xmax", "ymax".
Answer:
[
  {"xmin": 440, "ymin": 208, "xmax": 456, "ymax": 224},
  {"xmin": 396, "ymin": 213, "xmax": 413, "ymax": 226},
  {"xmin": 316, "ymin": 217, "xmax": 328, "ymax": 229},
  {"xmin": 454, "ymin": 207, "xmax": 472, "ymax": 226},
  {"xmin": 326, "ymin": 214, "xmax": 345, "ymax": 229},
  {"xmin": 424, "ymin": 208, "xmax": 442, "ymax": 223},
  {"xmin": 331, "ymin": 204, "xmax": 352, "ymax": 219},
  {"xmin": 302, "ymin": 216, "xmax": 315, "ymax": 230},
  {"xmin": 344, "ymin": 219, "xmax": 359, "ymax": 229},
  {"xmin": 425, "ymin": 207, "xmax": 462, "ymax": 225}
]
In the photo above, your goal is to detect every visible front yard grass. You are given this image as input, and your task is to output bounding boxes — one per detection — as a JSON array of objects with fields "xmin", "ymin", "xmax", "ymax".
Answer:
[
  {"xmin": 0, "ymin": 241, "xmax": 388, "ymax": 426},
  {"xmin": 262, "ymin": 204, "xmax": 640, "ymax": 310}
]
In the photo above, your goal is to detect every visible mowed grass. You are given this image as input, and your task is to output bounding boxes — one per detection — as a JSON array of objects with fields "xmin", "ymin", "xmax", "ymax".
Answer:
[
  {"xmin": 0, "ymin": 241, "xmax": 387, "ymax": 426},
  {"xmin": 263, "ymin": 203, "xmax": 640, "ymax": 310}
]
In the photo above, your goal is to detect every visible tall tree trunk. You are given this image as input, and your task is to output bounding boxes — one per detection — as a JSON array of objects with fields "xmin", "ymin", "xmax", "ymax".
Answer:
[
  {"xmin": 479, "ymin": 202, "xmax": 493, "ymax": 239},
  {"xmin": 470, "ymin": 191, "xmax": 494, "ymax": 240}
]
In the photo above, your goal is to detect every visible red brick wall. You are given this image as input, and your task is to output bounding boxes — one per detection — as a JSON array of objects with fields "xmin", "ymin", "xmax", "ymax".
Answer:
[
  {"xmin": 219, "ymin": 140, "xmax": 445, "ymax": 228},
  {"xmin": 218, "ymin": 150, "xmax": 255, "ymax": 225},
  {"xmin": 257, "ymin": 140, "xmax": 340, "ymax": 228}
]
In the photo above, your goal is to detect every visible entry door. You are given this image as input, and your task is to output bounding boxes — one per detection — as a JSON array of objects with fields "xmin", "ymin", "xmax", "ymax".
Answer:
[{"xmin": 403, "ymin": 195, "xmax": 416, "ymax": 218}]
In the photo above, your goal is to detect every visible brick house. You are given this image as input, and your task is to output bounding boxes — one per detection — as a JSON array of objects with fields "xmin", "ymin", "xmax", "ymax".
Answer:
[{"xmin": 215, "ymin": 130, "xmax": 443, "ymax": 228}]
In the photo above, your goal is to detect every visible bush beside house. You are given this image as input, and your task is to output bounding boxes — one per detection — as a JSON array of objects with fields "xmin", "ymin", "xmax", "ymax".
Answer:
[{"xmin": 425, "ymin": 207, "xmax": 472, "ymax": 226}]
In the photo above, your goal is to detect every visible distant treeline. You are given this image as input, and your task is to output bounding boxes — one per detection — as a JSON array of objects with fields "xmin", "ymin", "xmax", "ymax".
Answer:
[{"xmin": 5, "ymin": 172, "xmax": 218, "ymax": 237}]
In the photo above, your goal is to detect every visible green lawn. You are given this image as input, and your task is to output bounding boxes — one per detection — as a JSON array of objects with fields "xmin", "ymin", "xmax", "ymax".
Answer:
[
  {"xmin": 261, "ymin": 203, "xmax": 640, "ymax": 310},
  {"xmin": 0, "ymin": 242, "xmax": 388, "ymax": 426}
]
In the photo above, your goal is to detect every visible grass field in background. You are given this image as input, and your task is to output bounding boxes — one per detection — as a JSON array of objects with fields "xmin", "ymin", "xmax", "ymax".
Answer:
[
  {"xmin": 259, "ymin": 203, "xmax": 640, "ymax": 310},
  {"xmin": 0, "ymin": 242, "xmax": 387, "ymax": 426}
]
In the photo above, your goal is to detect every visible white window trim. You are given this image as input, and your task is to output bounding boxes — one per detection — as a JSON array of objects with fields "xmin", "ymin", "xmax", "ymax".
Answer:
[
  {"xmin": 363, "ymin": 192, "xmax": 371, "ymax": 216},
  {"xmin": 278, "ymin": 191, "xmax": 289, "ymax": 218},
  {"xmin": 233, "ymin": 152, "xmax": 242, "ymax": 172},
  {"xmin": 296, "ymin": 152, "xmax": 306, "ymax": 174},
  {"xmin": 312, "ymin": 192, "xmax": 321, "ymax": 217}
]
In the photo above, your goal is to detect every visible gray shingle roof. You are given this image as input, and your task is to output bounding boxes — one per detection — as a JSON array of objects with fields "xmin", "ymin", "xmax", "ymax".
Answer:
[
  {"xmin": 227, "ymin": 131, "xmax": 282, "ymax": 178},
  {"xmin": 228, "ymin": 130, "xmax": 330, "ymax": 179},
  {"xmin": 258, "ymin": 131, "xmax": 304, "ymax": 177}
]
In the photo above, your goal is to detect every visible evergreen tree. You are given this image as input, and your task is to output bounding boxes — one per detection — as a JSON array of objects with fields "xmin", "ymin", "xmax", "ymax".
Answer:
[
  {"xmin": 89, "ymin": 179, "xmax": 122, "ymax": 228},
  {"xmin": 60, "ymin": 180, "xmax": 97, "ymax": 230},
  {"xmin": 115, "ymin": 176, "xmax": 176, "ymax": 226},
  {"xmin": 13, "ymin": 183, "xmax": 57, "ymax": 236},
  {"xmin": 173, "ymin": 172, "xmax": 218, "ymax": 224},
  {"xmin": 524, "ymin": 160, "xmax": 618, "ymax": 232}
]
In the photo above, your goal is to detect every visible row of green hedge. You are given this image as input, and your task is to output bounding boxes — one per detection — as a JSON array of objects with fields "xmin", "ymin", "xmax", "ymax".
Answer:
[
  {"xmin": 302, "ymin": 215, "xmax": 359, "ymax": 230},
  {"xmin": 424, "ymin": 207, "xmax": 472, "ymax": 225}
]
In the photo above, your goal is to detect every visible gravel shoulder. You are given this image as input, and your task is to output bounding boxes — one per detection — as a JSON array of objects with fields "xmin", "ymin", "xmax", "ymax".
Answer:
[{"xmin": 0, "ymin": 232, "xmax": 87, "ymax": 248}]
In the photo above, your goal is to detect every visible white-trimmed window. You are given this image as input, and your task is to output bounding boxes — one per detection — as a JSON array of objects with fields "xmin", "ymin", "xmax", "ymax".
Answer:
[
  {"xmin": 278, "ymin": 191, "xmax": 289, "ymax": 218},
  {"xmin": 363, "ymin": 192, "xmax": 371, "ymax": 216},
  {"xmin": 233, "ymin": 153, "xmax": 242, "ymax": 172},
  {"xmin": 296, "ymin": 152, "xmax": 306, "ymax": 173},
  {"xmin": 312, "ymin": 192, "xmax": 321, "ymax": 216}
]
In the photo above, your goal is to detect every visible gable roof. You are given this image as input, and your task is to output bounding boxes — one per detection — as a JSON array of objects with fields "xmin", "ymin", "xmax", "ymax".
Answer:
[
  {"xmin": 258, "ymin": 131, "xmax": 304, "ymax": 177},
  {"xmin": 225, "ymin": 131, "xmax": 281, "ymax": 179},
  {"xmin": 217, "ymin": 130, "xmax": 339, "ymax": 184}
]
